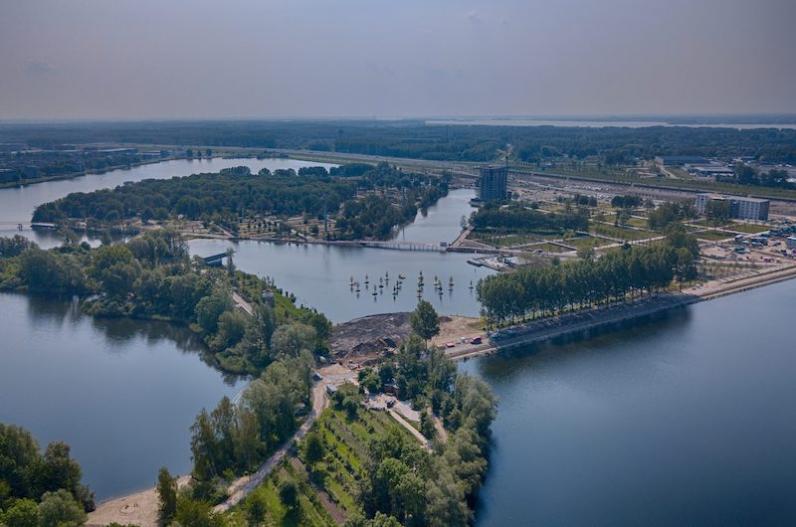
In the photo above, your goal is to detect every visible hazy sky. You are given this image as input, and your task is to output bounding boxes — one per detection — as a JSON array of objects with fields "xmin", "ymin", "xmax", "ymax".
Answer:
[{"xmin": 2, "ymin": 0, "xmax": 795, "ymax": 120}]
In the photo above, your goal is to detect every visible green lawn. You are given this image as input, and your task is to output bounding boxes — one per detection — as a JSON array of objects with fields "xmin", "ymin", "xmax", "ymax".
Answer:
[
  {"xmin": 728, "ymin": 222, "xmax": 770, "ymax": 234},
  {"xmin": 696, "ymin": 230, "xmax": 734, "ymax": 241},
  {"xmin": 590, "ymin": 223, "xmax": 655, "ymax": 241},
  {"xmin": 469, "ymin": 231, "xmax": 560, "ymax": 247},
  {"xmin": 534, "ymin": 242, "xmax": 571, "ymax": 253}
]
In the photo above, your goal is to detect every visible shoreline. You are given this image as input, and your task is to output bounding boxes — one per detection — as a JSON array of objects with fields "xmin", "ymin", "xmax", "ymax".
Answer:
[
  {"xmin": 447, "ymin": 263, "xmax": 796, "ymax": 361},
  {"xmin": 0, "ymin": 156, "xmax": 186, "ymax": 190}
]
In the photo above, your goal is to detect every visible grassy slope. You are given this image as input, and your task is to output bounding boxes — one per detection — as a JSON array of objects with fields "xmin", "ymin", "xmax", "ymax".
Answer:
[{"xmin": 225, "ymin": 407, "xmax": 413, "ymax": 526}]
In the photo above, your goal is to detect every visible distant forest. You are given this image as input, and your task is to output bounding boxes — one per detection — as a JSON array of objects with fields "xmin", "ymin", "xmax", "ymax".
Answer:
[{"xmin": 2, "ymin": 120, "xmax": 796, "ymax": 163}]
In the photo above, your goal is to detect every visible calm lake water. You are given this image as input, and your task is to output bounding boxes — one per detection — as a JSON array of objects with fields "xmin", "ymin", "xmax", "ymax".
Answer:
[
  {"xmin": 463, "ymin": 280, "xmax": 796, "ymax": 526},
  {"xmin": 187, "ymin": 188, "xmax": 490, "ymax": 324},
  {"xmin": 0, "ymin": 293, "xmax": 243, "ymax": 500},
  {"xmin": 3, "ymin": 156, "xmax": 796, "ymax": 524},
  {"xmin": 0, "ymin": 159, "xmax": 489, "ymax": 499}
]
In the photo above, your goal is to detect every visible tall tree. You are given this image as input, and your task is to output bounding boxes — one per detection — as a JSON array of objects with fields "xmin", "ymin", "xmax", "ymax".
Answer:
[
  {"xmin": 156, "ymin": 467, "xmax": 177, "ymax": 525},
  {"xmin": 410, "ymin": 300, "xmax": 440, "ymax": 343}
]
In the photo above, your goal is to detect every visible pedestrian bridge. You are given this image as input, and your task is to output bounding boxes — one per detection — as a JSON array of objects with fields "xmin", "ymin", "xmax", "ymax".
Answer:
[
  {"xmin": 202, "ymin": 252, "xmax": 230, "ymax": 266},
  {"xmin": 359, "ymin": 240, "xmax": 446, "ymax": 252}
]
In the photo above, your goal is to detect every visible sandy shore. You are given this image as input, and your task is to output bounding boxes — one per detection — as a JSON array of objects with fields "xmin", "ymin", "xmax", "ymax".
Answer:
[{"xmin": 87, "ymin": 476, "xmax": 190, "ymax": 527}]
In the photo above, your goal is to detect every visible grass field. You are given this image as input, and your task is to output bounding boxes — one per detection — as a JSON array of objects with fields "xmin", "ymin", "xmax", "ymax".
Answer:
[
  {"xmin": 469, "ymin": 230, "xmax": 564, "ymax": 247},
  {"xmin": 225, "ymin": 462, "xmax": 336, "ymax": 527},
  {"xmin": 728, "ymin": 222, "xmax": 771, "ymax": 234},
  {"xmin": 534, "ymin": 242, "xmax": 571, "ymax": 253},
  {"xmin": 590, "ymin": 223, "xmax": 655, "ymax": 241},
  {"xmin": 696, "ymin": 230, "xmax": 734, "ymax": 241}
]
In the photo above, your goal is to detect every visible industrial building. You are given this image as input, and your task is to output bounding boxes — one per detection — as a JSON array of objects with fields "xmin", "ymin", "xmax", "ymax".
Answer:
[
  {"xmin": 655, "ymin": 155, "xmax": 709, "ymax": 166},
  {"xmin": 478, "ymin": 165, "xmax": 508, "ymax": 202},
  {"xmin": 694, "ymin": 193, "xmax": 770, "ymax": 221}
]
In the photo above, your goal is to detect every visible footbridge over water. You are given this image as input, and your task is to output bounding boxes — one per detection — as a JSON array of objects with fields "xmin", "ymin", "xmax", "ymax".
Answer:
[
  {"xmin": 202, "ymin": 251, "xmax": 231, "ymax": 266},
  {"xmin": 358, "ymin": 240, "xmax": 447, "ymax": 252}
]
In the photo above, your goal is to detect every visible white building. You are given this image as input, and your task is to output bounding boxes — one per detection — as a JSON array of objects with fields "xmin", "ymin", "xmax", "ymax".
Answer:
[{"xmin": 694, "ymin": 193, "xmax": 770, "ymax": 221}]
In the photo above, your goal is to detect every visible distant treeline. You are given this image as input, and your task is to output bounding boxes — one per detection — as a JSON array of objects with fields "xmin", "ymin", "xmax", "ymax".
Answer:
[
  {"xmin": 477, "ymin": 228, "xmax": 700, "ymax": 322},
  {"xmin": 3, "ymin": 120, "xmax": 796, "ymax": 163},
  {"xmin": 0, "ymin": 121, "xmax": 796, "ymax": 163},
  {"xmin": 31, "ymin": 162, "xmax": 449, "ymax": 241},
  {"xmin": 0, "ymin": 147, "xmax": 168, "ymax": 185}
]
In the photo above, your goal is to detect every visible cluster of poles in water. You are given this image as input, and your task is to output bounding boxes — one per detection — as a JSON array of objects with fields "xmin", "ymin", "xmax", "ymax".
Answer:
[{"xmin": 349, "ymin": 271, "xmax": 475, "ymax": 301}]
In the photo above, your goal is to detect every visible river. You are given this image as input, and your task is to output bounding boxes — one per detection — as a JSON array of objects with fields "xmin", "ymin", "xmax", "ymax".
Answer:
[{"xmin": 462, "ymin": 280, "xmax": 796, "ymax": 526}]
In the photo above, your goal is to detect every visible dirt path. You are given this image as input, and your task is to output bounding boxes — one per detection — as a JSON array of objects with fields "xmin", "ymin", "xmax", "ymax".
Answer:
[
  {"xmin": 214, "ymin": 381, "xmax": 328, "ymax": 513},
  {"xmin": 232, "ymin": 291, "xmax": 254, "ymax": 316},
  {"xmin": 88, "ymin": 381, "xmax": 328, "ymax": 526},
  {"xmin": 388, "ymin": 410, "xmax": 431, "ymax": 451}
]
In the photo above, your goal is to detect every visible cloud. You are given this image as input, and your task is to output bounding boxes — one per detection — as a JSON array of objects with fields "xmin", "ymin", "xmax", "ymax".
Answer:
[{"xmin": 24, "ymin": 61, "xmax": 55, "ymax": 76}]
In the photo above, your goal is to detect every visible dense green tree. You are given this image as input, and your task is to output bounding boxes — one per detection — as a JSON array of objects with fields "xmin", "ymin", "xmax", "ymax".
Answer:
[
  {"xmin": 278, "ymin": 480, "xmax": 298, "ymax": 510},
  {"xmin": 0, "ymin": 235, "xmax": 35, "ymax": 258},
  {"xmin": 210, "ymin": 310, "xmax": 248, "ymax": 352},
  {"xmin": 478, "ymin": 236, "xmax": 697, "ymax": 323},
  {"xmin": 17, "ymin": 249, "xmax": 87, "ymax": 294},
  {"xmin": 37, "ymin": 490, "xmax": 86, "ymax": 527},
  {"xmin": 246, "ymin": 494, "xmax": 266, "ymax": 526},
  {"xmin": 0, "ymin": 498, "xmax": 39, "ymax": 527},
  {"xmin": 195, "ymin": 293, "xmax": 233, "ymax": 333},
  {"xmin": 270, "ymin": 323, "xmax": 317, "ymax": 358},
  {"xmin": 303, "ymin": 432, "xmax": 325, "ymax": 465},
  {"xmin": 173, "ymin": 495, "xmax": 225, "ymax": 527},
  {"xmin": 410, "ymin": 301, "xmax": 440, "ymax": 343},
  {"xmin": 156, "ymin": 467, "xmax": 177, "ymax": 525}
]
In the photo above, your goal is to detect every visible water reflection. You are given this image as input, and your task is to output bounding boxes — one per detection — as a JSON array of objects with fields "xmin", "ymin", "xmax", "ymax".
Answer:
[
  {"xmin": 472, "ymin": 307, "xmax": 693, "ymax": 382},
  {"xmin": 463, "ymin": 282, "xmax": 796, "ymax": 526},
  {"xmin": 0, "ymin": 292, "xmax": 242, "ymax": 499}
]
